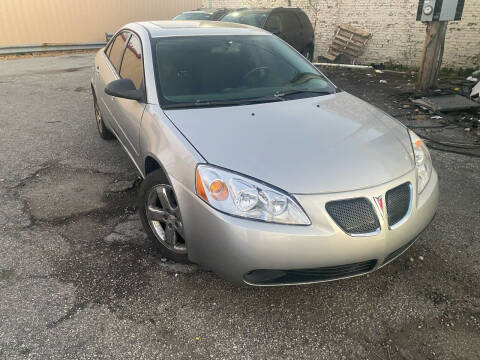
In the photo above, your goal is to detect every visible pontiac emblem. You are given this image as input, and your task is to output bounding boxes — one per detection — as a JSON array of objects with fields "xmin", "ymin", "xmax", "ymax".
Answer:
[{"xmin": 374, "ymin": 195, "xmax": 385, "ymax": 217}]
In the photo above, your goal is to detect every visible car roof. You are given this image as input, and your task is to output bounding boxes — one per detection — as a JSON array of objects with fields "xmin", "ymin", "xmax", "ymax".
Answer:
[
  {"xmin": 226, "ymin": 7, "xmax": 301, "ymax": 14},
  {"xmin": 135, "ymin": 20, "xmax": 269, "ymax": 37},
  {"xmin": 224, "ymin": 8, "xmax": 271, "ymax": 15},
  {"xmin": 180, "ymin": 8, "xmax": 220, "ymax": 15},
  {"xmin": 181, "ymin": 10, "xmax": 212, "ymax": 15}
]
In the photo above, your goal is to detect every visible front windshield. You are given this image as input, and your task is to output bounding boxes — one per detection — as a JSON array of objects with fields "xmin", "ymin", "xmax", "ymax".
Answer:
[
  {"xmin": 153, "ymin": 35, "xmax": 335, "ymax": 107},
  {"xmin": 173, "ymin": 12, "xmax": 211, "ymax": 20},
  {"xmin": 221, "ymin": 11, "xmax": 268, "ymax": 27}
]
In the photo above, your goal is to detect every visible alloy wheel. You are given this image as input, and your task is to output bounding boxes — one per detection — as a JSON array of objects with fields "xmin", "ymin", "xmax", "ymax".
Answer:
[
  {"xmin": 145, "ymin": 184, "xmax": 186, "ymax": 253},
  {"xmin": 95, "ymin": 102, "xmax": 103, "ymax": 133},
  {"xmin": 304, "ymin": 50, "xmax": 312, "ymax": 62}
]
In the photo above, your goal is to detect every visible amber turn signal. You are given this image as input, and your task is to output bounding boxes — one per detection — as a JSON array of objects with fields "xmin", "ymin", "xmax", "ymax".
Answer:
[
  {"xmin": 209, "ymin": 179, "xmax": 229, "ymax": 201},
  {"xmin": 196, "ymin": 168, "xmax": 208, "ymax": 202}
]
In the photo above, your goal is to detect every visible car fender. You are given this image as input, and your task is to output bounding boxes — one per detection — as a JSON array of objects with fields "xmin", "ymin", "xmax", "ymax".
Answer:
[{"xmin": 139, "ymin": 104, "xmax": 205, "ymax": 191}]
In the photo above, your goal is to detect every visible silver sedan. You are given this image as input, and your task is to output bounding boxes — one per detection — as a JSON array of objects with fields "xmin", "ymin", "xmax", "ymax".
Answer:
[{"xmin": 91, "ymin": 21, "xmax": 439, "ymax": 285}]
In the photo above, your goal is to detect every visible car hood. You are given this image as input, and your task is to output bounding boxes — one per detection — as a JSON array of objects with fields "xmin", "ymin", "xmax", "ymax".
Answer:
[{"xmin": 164, "ymin": 92, "xmax": 414, "ymax": 194}]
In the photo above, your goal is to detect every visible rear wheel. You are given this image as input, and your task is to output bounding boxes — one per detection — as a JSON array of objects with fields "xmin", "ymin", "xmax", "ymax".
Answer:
[
  {"xmin": 93, "ymin": 94, "xmax": 114, "ymax": 140},
  {"xmin": 303, "ymin": 45, "xmax": 314, "ymax": 62},
  {"xmin": 138, "ymin": 169, "xmax": 189, "ymax": 263}
]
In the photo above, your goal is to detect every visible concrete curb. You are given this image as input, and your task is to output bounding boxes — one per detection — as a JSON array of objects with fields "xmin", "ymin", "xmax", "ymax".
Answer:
[{"xmin": 0, "ymin": 43, "xmax": 106, "ymax": 56}]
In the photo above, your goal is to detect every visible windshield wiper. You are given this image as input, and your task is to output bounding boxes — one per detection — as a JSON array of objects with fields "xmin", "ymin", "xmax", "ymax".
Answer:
[
  {"xmin": 274, "ymin": 89, "xmax": 333, "ymax": 98},
  {"xmin": 289, "ymin": 72, "xmax": 325, "ymax": 85},
  {"xmin": 162, "ymin": 96, "xmax": 283, "ymax": 109}
]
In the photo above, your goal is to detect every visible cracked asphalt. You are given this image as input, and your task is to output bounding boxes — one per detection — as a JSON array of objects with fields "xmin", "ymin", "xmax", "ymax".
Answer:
[{"xmin": 0, "ymin": 53, "xmax": 479, "ymax": 359}]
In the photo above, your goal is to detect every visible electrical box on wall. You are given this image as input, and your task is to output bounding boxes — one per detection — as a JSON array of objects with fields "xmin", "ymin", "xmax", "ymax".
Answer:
[{"xmin": 417, "ymin": 0, "xmax": 465, "ymax": 22}]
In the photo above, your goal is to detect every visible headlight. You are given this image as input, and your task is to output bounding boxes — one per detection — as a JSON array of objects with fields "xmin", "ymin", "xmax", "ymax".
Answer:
[
  {"xmin": 195, "ymin": 165, "xmax": 310, "ymax": 225},
  {"xmin": 409, "ymin": 130, "xmax": 432, "ymax": 194}
]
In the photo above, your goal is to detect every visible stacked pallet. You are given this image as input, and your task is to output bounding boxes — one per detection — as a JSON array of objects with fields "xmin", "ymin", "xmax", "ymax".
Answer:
[{"xmin": 325, "ymin": 24, "xmax": 370, "ymax": 62}]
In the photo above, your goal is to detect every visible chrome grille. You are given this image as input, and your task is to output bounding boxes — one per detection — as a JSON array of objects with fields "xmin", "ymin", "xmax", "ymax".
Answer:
[
  {"xmin": 325, "ymin": 198, "xmax": 380, "ymax": 235},
  {"xmin": 386, "ymin": 182, "xmax": 411, "ymax": 227}
]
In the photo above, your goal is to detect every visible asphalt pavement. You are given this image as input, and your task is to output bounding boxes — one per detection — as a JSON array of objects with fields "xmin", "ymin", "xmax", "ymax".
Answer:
[{"xmin": 0, "ymin": 53, "xmax": 479, "ymax": 359}]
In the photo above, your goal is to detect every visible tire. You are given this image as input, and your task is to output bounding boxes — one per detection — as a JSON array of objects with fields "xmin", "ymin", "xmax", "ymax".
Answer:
[
  {"xmin": 138, "ymin": 169, "xmax": 189, "ymax": 263},
  {"xmin": 93, "ymin": 93, "xmax": 114, "ymax": 140},
  {"xmin": 303, "ymin": 45, "xmax": 314, "ymax": 62}
]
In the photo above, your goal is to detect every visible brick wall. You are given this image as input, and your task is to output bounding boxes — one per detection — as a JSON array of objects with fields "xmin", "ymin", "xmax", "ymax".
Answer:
[{"xmin": 203, "ymin": 0, "xmax": 480, "ymax": 69}]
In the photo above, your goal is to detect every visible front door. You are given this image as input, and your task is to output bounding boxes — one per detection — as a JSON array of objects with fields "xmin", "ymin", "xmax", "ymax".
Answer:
[{"xmin": 112, "ymin": 33, "xmax": 146, "ymax": 164}]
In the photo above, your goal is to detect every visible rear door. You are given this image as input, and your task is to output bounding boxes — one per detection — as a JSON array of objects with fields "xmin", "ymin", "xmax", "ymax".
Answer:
[{"xmin": 96, "ymin": 31, "xmax": 129, "ymax": 133}]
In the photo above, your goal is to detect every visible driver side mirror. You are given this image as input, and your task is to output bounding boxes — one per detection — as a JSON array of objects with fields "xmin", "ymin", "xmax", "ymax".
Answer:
[{"xmin": 105, "ymin": 78, "xmax": 143, "ymax": 101}]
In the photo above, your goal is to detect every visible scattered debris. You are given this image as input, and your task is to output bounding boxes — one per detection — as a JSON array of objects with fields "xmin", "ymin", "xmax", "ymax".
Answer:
[
  {"xmin": 313, "ymin": 62, "xmax": 371, "ymax": 69},
  {"xmin": 411, "ymin": 94, "xmax": 480, "ymax": 112},
  {"xmin": 158, "ymin": 260, "xmax": 198, "ymax": 275},
  {"xmin": 107, "ymin": 180, "xmax": 135, "ymax": 193},
  {"xmin": 471, "ymin": 82, "xmax": 480, "ymax": 98},
  {"xmin": 324, "ymin": 24, "xmax": 370, "ymax": 63},
  {"xmin": 371, "ymin": 63, "xmax": 385, "ymax": 70},
  {"xmin": 320, "ymin": 66, "xmax": 480, "ymax": 156}
]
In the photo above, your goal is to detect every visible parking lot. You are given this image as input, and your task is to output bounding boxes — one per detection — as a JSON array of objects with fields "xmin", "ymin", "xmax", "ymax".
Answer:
[{"xmin": 0, "ymin": 53, "xmax": 479, "ymax": 359}]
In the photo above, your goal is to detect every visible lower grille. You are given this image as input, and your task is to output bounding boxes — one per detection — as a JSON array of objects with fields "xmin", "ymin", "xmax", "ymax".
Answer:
[
  {"xmin": 382, "ymin": 238, "xmax": 417, "ymax": 265},
  {"xmin": 386, "ymin": 182, "xmax": 411, "ymax": 227},
  {"xmin": 326, "ymin": 198, "xmax": 380, "ymax": 235},
  {"xmin": 244, "ymin": 260, "xmax": 378, "ymax": 285}
]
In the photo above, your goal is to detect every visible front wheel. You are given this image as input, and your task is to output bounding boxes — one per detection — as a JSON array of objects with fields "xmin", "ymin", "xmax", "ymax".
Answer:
[{"xmin": 138, "ymin": 169, "xmax": 189, "ymax": 263}]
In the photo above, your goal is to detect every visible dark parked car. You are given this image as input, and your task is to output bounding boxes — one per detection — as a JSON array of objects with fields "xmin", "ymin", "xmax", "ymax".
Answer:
[
  {"xmin": 173, "ymin": 8, "xmax": 231, "ymax": 21},
  {"xmin": 221, "ymin": 7, "xmax": 315, "ymax": 61}
]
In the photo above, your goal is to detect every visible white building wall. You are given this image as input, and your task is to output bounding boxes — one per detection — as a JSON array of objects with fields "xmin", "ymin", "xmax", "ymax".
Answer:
[{"xmin": 204, "ymin": 0, "xmax": 480, "ymax": 69}]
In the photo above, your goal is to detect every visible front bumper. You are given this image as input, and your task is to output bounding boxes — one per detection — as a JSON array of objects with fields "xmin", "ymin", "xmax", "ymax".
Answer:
[{"xmin": 173, "ymin": 169, "xmax": 439, "ymax": 286}]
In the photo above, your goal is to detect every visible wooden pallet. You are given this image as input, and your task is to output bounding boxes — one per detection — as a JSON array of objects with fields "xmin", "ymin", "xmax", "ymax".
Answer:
[{"xmin": 325, "ymin": 24, "xmax": 370, "ymax": 62}]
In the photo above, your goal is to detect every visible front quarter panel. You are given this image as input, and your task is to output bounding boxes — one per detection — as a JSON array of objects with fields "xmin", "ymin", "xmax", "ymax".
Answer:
[{"xmin": 140, "ymin": 105, "xmax": 204, "ymax": 191}]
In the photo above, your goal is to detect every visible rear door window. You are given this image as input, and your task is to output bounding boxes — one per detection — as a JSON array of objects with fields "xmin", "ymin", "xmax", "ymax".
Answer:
[
  {"xmin": 119, "ymin": 34, "xmax": 144, "ymax": 90},
  {"xmin": 109, "ymin": 32, "xmax": 130, "ymax": 73},
  {"xmin": 264, "ymin": 13, "xmax": 283, "ymax": 33},
  {"xmin": 222, "ymin": 11, "xmax": 268, "ymax": 27}
]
